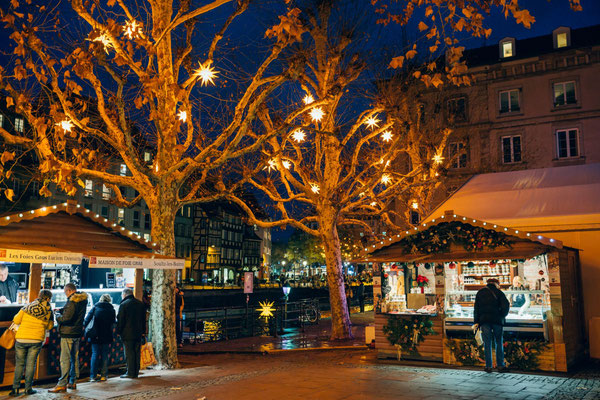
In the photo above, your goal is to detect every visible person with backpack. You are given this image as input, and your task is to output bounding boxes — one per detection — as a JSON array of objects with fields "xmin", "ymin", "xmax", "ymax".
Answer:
[
  {"xmin": 84, "ymin": 294, "xmax": 116, "ymax": 382},
  {"xmin": 474, "ymin": 278, "xmax": 510, "ymax": 373}
]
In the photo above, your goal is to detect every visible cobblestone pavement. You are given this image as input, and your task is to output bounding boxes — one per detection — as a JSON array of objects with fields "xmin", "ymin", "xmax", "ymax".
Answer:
[{"xmin": 1, "ymin": 351, "xmax": 599, "ymax": 400}]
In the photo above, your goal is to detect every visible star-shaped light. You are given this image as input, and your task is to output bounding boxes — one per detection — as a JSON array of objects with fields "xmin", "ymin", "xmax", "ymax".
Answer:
[
  {"xmin": 56, "ymin": 120, "xmax": 75, "ymax": 132},
  {"xmin": 365, "ymin": 115, "xmax": 380, "ymax": 130},
  {"xmin": 264, "ymin": 159, "xmax": 277, "ymax": 172},
  {"xmin": 88, "ymin": 34, "xmax": 113, "ymax": 54},
  {"xmin": 381, "ymin": 131, "xmax": 393, "ymax": 142},
  {"xmin": 194, "ymin": 62, "xmax": 218, "ymax": 86},
  {"xmin": 309, "ymin": 107, "xmax": 324, "ymax": 122},
  {"xmin": 257, "ymin": 301, "xmax": 275, "ymax": 319},
  {"xmin": 370, "ymin": 201, "xmax": 378, "ymax": 207},
  {"xmin": 432, "ymin": 154, "xmax": 444, "ymax": 164},
  {"xmin": 411, "ymin": 201, "xmax": 419, "ymax": 210},
  {"xmin": 292, "ymin": 129, "xmax": 306, "ymax": 143},
  {"xmin": 177, "ymin": 110, "xmax": 187, "ymax": 122},
  {"xmin": 358, "ymin": 192, "xmax": 365, "ymax": 197},
  {"xmin": 123, "ymin": 20, "xmax": 142, "ymax": 39},
  {"xmin": 381, "ymin": 173, "xmax": 391, "ymax": 185},
  {"xmin": 310, "ymin": 183, "xmax": 320, "ymax": 194},
  {"xmin": 282, "ymin": 160, "xmax": 291, "ymax": 169},
  {"xmin": 303, "ymin": 94, "xmax": 314, "ymax": 105}
]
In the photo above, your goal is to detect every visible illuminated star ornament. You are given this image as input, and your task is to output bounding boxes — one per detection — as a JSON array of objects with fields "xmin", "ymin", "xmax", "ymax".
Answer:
[
  {"xmin": 303, "ymin": 94, "xmax": 314, "ymax": 105},
  {"xmin": 257, "ymin": 301, "xmax": 276, "ymax": 319},
  {"xmin": 56, "ymin": 120, "xmax": 75, "ymax": 132},
  {"xmin": 123, "ymin": 20, "xmax": 142, "ymax": 39},
  {"xmin": 381, "ymin": 131, "xmax": 393, "ymax": 142},
  {"xmin": 365, "ymin": 115, "xmax": 380, "ymax": 130},
  {"xmin": 381, "ymin": 173, "xmax": 391, "ymax": 185},
  {"xmin": 282, "ymin": 160, "xmax": 291, "ymax": 169},
  {"xmin": 264, "ymin": 159, "xmax": 277, "ymax": 172},
  {"xmin": 370, "ymin": 201, "xmax": 378, "ymax": 207},
  {"xmin": 310, "ymin": 183, "xmax": 320, "ymax": 194},
  {"xmin": 194, "ymin": 61, "xmax": 218, "ymax": 86},
  {"xmin": 88, "ymin": 33, "xmax": 113, "ymax": 54},
  {"xmin": 310, "ymin": 107, "xmax": 324, "ymax": 122},
  {"xmin": 432, "ymin": 154, "xmax": 445, "ymax": 164},
  {"xmin": 292, "ymin": 129, "xmax": 306, "ymax": 143},
  {"xmin": 177, "ymin": 110, "xmax": 187, "ymax": 122}
]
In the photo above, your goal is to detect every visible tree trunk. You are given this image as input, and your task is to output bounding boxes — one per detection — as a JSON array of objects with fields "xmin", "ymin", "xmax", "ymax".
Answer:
[
  {"xmin": 148, "ymin": 200, "xmax": 178, "ymax": 369},
  {"xmin": 320, "ymin": 216, "xmax": 352, "ymax": 340}
]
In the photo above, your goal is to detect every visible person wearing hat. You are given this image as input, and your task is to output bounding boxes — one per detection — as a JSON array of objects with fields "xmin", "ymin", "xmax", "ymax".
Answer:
[{"xmin": 474, "ymin": 278, "xmax": 510, "ymax": 373}]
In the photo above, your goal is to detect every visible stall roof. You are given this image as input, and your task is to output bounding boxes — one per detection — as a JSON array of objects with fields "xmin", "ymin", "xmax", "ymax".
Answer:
[
  {"xmin": 0, "ymin": 201, "xmax": 181, "ymax": 265},
  {"xmin": 358, "ymin": 212, "xmax": 562, "ymax": 263},
  {"xmin": 424, "ymin": 164, "xmax": 600, "ymax": 228}
]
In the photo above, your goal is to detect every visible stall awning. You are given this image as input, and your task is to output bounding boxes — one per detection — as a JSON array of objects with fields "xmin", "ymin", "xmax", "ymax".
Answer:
[
  {"xmin": 0, "ymin": 202, "xmax": 184, "ymax": 269},
  {"xmin": 424, "ymin": 163, "xmax": 600, "ymax": 228}
]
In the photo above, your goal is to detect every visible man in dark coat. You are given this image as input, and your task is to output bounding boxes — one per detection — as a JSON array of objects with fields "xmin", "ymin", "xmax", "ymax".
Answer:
[
  {"xmin": 84, "ymin": 294, "xmax": 116, "ymax": 381},
  {"xmin": 0, "ymin": 265, "xmax": 19, "ymax": 304},
  {"xmin": 116, "ymin": 288, "xmax": 146, "ymax": 379},
  {"xmin": 50, "ymin": 283, "xmax": 88, "ymax": 392},
  {"xmin": 474, "ymin": 278, "xmax": 510, "ymax": 373}
]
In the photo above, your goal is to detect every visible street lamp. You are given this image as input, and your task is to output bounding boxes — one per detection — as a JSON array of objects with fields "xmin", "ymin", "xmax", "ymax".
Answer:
[{"xmin": 282, "ymin": 284, "xmax": 291, "ymax": 331}]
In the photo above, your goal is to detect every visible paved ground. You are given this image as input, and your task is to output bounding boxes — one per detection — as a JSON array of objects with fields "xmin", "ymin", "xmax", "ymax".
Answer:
[{"xmin": 0, "ymin": 350, "xmax": 598, "ymax": 400}]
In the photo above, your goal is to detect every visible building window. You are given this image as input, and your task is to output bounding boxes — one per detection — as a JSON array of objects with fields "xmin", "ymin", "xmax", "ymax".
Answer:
[
  {"xmin": 119, "ymin": 164, "xmax": 127, "ymax": 176},
  {"xmin": 84, "ymin": 180, "xmax": 93, "ymax": 197},
  {"xmin": 14, "ymin": 118, "xmax": 24, "ymax": 132},
  {"xmin": 499, "ymin": 38, "xmax": 515, "ymax": 58},
  {"xmin": 448, "ymin": 142, "xmax": 467, "ymax": 169},
  {"xmin": 447, "ymin": 97, "xmax": 467, "ymax": 122},
  {"xmin": 133, "ymin": 210, "xmax": 140, "ymax": 228},
  {"xmin": 0, "ymin": 114, "xmax": 3, "ymax": 128},
  {"xmin": 553, "ymin": 81, "xmax": 576, "ymax": 107},
  {"xmin": 556, "ymin": 129, "xmax": 579, "ymax": 159},
  {"xmin": 101, "ymin": 206, "xmax": 108, "ymax": 217},
  {"xmin": 501, "ymin": 136, "xmax": 522, "ymax": 164},
  {"xmin": 118, "ymin": 208, "xmax": 125, "ymax": 225},
  {"xmin": 143, "ymin": 233, "xmax": 151, "ymax": 241},
  {"xmin": 144, "ymin": 214, "xmax": 151, "ymax": 230},
  {"xmin": 102, "ymin": 184, "xmax": 111, "ymax": 200},
  {"xmin": 410, "ymin": 211, "xmax": 420, "ymax": 226},
  {"xmin": 499, "ymin": 89, "xmax": 520, "ymax": 113},
  {"xmin": 84, "ymin": 203, "xmax": 92, "ymax": 211},
  {"xmin": 553, "ymin": 27, "xmax": 571, "ymax": 49},
  {"xmin": 144, "ymin": 151, "xmax": 151, "ymax": 162},
  {"xmin": 556, "ymin": 33, "xmax": 567, "ymax": 48}
]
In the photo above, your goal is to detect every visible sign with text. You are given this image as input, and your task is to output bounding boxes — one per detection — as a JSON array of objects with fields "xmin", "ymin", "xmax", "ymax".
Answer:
[
  {"xmin": 89, "ymin": 256, "xmax": 185, "ymax": 270},
  {"xmin": 244, "ymin": 272, "xmax": 254, "ymax": 294},
  {"xmin": 0, "ymin": 249, "xmax": 83, "ymax": 264},
  {"xmin": 106, "ymin": 272, "xmax": 116, "ymax": 288}
]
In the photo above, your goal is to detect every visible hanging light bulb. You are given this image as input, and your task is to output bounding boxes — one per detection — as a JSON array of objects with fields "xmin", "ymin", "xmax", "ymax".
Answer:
[
  {"xmin": 194, "ymin": 62, "xmax": 218, "ymax": 86},
  {"xmin": 303, "ymin": 94, "xmax": 314, "ymax": 105},
  {"xmin": 309, "ymin": 107, "xmax": 325, "ymax": 122},
  {"xmin": 292, "ymin": 129, "xmax": 306, "ymax": 143},
  {"xmin": 365, "ymin": 115, "xmax": 380, "ymax": 130},
  {"xmin": 177, "ymin": 110, "xmax": 187, "ymax": 122}
]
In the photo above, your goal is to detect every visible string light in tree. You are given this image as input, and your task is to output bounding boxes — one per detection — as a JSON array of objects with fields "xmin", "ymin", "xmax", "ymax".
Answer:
[
  {"xmin": 381, "ymin": 131, "xmax": 393, "ymax": 142},
  {"xmin": 56, "ymin": 120, "xmax": 75, "ymax": 132},
  {"xmin": 292, "ymin": 129, "xmax": 306, "ymax": 143},
  {"xmin": 365, "ymin": 115, "xmax": 380, "ymax": 130},
  {"xmin": 303, "ymin": 94, "xmax": 315, "ymax": 105},
  {"xmin": 309, "ymin": 107, "xmax": 325, "ymax": 122},
  {"xmin": 194, "ymin": 62, "xmax": 218, "ymax": 86},
  {"xmin": 381, "ymin": 173, "xmax": 392, "ymax": 185},
  {"xmin": 123, "ymin": 20, "xmax": 142, "ymax": 39},
  {"xmin": 310, "ymin": 183, "xmax": 320, "ymax": 194},
  {"xmin": 177, "ymin": 110, "xmax": 187, "ymax": 123}
]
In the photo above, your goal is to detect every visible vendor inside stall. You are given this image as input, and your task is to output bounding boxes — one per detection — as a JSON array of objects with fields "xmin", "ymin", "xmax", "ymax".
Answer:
[{"xmin": 0, "ymin": 265, "xmax": 19, "ymax": 304}]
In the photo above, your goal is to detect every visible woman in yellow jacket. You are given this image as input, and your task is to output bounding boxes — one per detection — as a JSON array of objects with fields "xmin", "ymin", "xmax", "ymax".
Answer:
[{"xmin": 9, "ymin": 289, "xmax": 54, "ymax": 397}]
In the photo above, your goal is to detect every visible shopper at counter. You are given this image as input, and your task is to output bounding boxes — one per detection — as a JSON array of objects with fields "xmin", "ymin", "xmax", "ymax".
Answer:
[
  {"xmin": 117, "ymin": 288, "xmax": 145, "ymax": 379},
  {"xmin": 49, "ymin": 283, "xmax": 88, "ymax": 393},
  {"xmin": 0, "ymin": 265, "xmax": 19, "ymax": 304},
  {"xmin": 511, "ymin": 276, "xmax": 531, "ymax": 315},
  {"xmin": 474, "ymin": 278, "xmax": 510, "ymax": 373},
  {"xmin": 84, "ymin": 294, "xmax": 116, "ymax": 382},
  {"xmin": 9, "ymin": 289, "xmax": 54, "ymax": 397}
]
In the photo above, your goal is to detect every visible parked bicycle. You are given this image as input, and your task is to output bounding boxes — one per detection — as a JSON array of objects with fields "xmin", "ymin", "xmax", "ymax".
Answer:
[{"xmin": 299, "ymin": 299, "xmax": 320, "ymax": 324}]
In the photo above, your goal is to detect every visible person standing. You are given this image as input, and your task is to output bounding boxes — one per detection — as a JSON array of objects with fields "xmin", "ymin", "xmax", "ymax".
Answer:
[
  {"xmin": 474, "ymin": 278, "xmax": 510, "ymax": 373},
  {"xmin": 49, "ymin": 283, "xmax": 88, "ymax": 393},
  {"xmin": 175, "ymin": 287, "xmax": 184, "ymax": 348},
  {"xmin": 84, "ymin": 294, "xmax": 116, "ymax": 382},
  {"xmin": 9, "ymin": 289, "xmax": 54, "ymax": 397},
  {"xmin": 116, "ymin": 288, "xmax": 145, "ymax": 379},
  {"xmin": 358, "ymin": 281, "xmax": 365, "ymax": 313},
  {"xmin": 0, "ymin": 265, "xmax": 19, "ymax": 304}
]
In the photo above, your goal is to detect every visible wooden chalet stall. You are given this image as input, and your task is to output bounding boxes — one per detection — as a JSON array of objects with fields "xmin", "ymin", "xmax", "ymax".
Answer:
[
  {"xmin": 0, "ymin": 201, "xmax": 184, "ymax": 386},
  {"xmin": 362, "ymin": 211, "xmax": 585, "ymax": 372}
]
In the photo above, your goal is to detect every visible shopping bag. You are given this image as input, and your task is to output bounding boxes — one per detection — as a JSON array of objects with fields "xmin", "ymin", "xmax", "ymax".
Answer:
[
  {"xmin": 140, "ymin": 342, "xmax": 157, "ymax": 369},
  {"xmin": 0, "ymin": 324, "xmax": 18, "ymax": 349},
  {"xmin": 474, "ymin": 328, "xmax": 484, "ymax": 347}
]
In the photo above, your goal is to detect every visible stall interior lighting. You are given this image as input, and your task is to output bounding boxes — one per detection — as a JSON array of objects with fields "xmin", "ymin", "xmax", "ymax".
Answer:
[
  {"xmin": 18, "ymin": 214, "xmax": 23, "ymax": 217},
  {"xmin": 5, "ymin": 216, "xmax": 9, "ymax": 220},
  {"xmin": 41, "ymin": 207, "xmax": 47, "ymax": 212}
]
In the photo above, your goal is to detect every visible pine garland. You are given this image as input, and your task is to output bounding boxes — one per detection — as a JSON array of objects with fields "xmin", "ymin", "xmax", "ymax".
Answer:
[
  {"xmin": 447, "ymin": 337, "xmax": 547, "ymax": 370},
  {"xmin": 383, "ymin": 315, "xmax": 436, "ymax": 355}
]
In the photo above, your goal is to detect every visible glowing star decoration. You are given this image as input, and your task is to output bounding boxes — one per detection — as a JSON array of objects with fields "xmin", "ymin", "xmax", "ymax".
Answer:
[
  {"xmin": 264, "ymin": 159, "xmax": 277, "ymax": 172},
  {"xmin": 310, "ymin": 183, "xmax": 320, "ymax": 194},
  {"xmin": 381, "ymin": 131, "xmax": 393, "ymax": 142},
  {"xmin": 432, "ymin": 154, "xmax": 444, "ymax": 164},
  {"xmin": 282, "ymin": 160, "xmax": 291, "ymax": 169},
  {"xmin": 177, "ymin": 110, "xmax": 187, "ymax": 123},
  {"xmin": 370, "ymin": 202, "xmax": 378, "ymax": 207},
  {"xmin": 56, "ymin": 120, "xmax": 74, "ymax": 132},
  {"xmin": 365, "ymin": 115, "xmax": 380, "ymax": 130},
  {"xmin": 292, "ymin": 129, "xmax": 306, "ymax": 143},
  {"xmin": 309, "ymin": 107, "xmax": 324, "ymax": 122},
  {"xmin": 381, "ymin": 173, "xmax": 391, "ymax": 185},
  {"xmin": 88, "ymin": 34, "xmax": 113, "ymax": 54},
  {"xmin": 411, "ymin": 201, "xmax": 419, "ymax": 210},
  {"xmin": 303, "ymin": 94, "xmax": 314, "ymax": 105},
  {"xmin": 194, "ymin": 62, "xmax": 218, "ymax": 86},
  {"xmin": 123, "ymin": 20, "xmax": 142, "ymax": 39},
  {"xmin": 257, "ymin": 301, "xmax": 276, "ymax": 319}
]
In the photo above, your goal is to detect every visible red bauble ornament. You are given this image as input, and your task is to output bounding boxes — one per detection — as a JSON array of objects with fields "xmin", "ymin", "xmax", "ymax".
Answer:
[
  {"xmin": 538, "ymin": 270, "xmax": 544, "ymax": 276},
  {"xmin": 448, "ymin": 262, "xmax": 456, "ymax": 269}
]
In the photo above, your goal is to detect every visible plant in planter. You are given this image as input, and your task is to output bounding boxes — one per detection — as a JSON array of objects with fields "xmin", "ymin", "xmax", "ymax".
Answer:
[{"xmin": 416, "ymin": 275, "xmax": 429, "ymax": 293}]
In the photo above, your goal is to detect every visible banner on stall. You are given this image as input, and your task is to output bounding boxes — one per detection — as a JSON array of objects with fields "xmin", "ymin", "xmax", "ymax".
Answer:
[
  {"xmin": 88, "ymin": 256, "xmax": 185, "ymax": 269},
  {"xmin": 0, "ymin": 249, "xmax": 83, "ymax": 264}
]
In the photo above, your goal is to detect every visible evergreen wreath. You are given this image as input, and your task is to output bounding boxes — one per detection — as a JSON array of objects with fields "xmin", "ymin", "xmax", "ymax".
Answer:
[
  {"xmin": 446, "ymin": 338, "xmax": 484, "ymax": 366},
  {"xmin": 504, "ymin": 340, "xmax": 547, "ymax": 370},
  {"xmin": 383, "ymin": 315, "xmax": 436, "ymax": 355}
]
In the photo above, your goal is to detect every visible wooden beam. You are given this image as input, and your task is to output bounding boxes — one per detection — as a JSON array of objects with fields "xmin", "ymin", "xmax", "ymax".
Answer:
[
  {"xmin": 28, "ymin": 263, "xmax": 42, "ymax": 302},
  {"xmin": 134, "ymin": 268, "xmax": 144, "ymax": 300}
]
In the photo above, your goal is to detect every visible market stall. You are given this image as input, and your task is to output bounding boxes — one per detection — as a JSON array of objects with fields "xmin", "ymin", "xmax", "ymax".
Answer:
[
  {"xmin": 0, "ymin": 201, "xmax": 184, "ymax": 386},
  {"xmin": 363, "ymin": 210, "xmax": 584, "ymax": 372}
]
